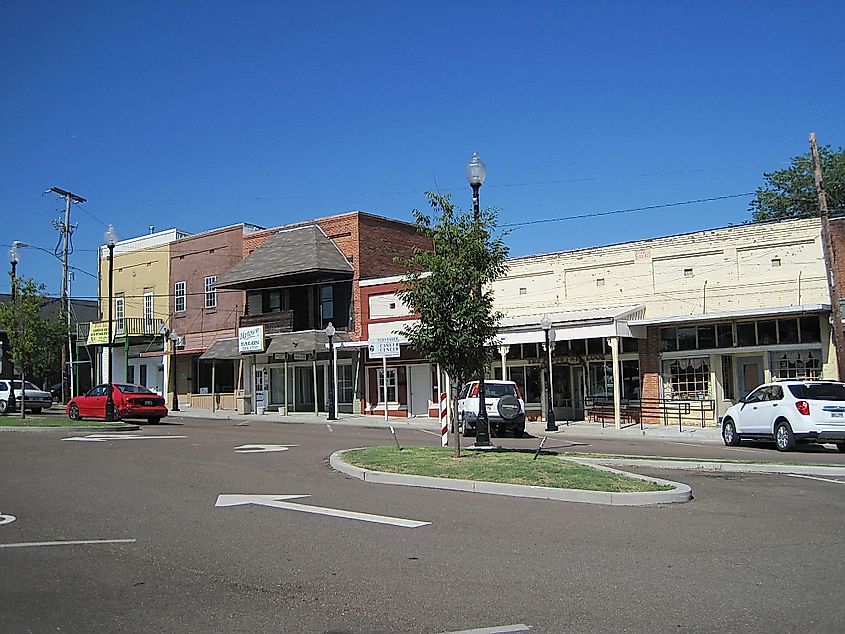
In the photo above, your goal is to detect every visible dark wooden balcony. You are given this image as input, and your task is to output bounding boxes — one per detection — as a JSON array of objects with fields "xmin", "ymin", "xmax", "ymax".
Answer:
[{"xmin": 239, "ymin": 310, "xmax": 294, "ymax": 332}]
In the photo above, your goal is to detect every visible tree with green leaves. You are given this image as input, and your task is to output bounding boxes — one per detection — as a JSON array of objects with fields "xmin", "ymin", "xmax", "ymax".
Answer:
[
  {"xmin": 398, "ymin": 192, "xmax": 509, "ymax": 456},
  {"xmin": 0, "ymin": 277, "xmax": 66, "ymax": 414},
  {"xmin": 750, "ymin": 146, "xmax": 845, "ymax": 222}
]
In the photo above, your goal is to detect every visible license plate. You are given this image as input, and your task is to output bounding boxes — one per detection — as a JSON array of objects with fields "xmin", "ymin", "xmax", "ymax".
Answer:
[
  {"xmin": 145, "ymin": 400, "xmax": 153, "ymax": 406},
  {"xmin": 832, "ymin": 412, "xmax": 843, "ymax": 418}
]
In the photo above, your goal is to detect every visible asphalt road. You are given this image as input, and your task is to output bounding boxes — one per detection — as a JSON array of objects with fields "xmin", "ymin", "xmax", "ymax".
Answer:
[{"xmin": 1, "ymin": 417, "xmax": 844, "ymax": 633}]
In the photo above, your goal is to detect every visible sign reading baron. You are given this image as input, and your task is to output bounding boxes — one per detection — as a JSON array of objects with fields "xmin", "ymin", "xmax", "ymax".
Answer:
[{"xmin": 238, "ymin": 325, "xmax": 265, "ymax": 354}]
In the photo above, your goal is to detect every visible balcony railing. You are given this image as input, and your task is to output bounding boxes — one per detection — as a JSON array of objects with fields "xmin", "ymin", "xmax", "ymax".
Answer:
[
  {"xmin": 77, "ymin": 317, "xmax": 166, "ymax": 341},
  {"xmin": 239, "ymin": 310, "xmax": 294, "ymax": 333}
]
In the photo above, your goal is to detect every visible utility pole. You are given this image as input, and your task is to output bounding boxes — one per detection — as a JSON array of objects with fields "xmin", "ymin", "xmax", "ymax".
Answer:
[
  {"xmin": 810, "ymin": 133, "xmax": 845, "ymax": 381},
  {"xmin": 50, "ymin": 187, "xmax": 86, "ymax": 404}
]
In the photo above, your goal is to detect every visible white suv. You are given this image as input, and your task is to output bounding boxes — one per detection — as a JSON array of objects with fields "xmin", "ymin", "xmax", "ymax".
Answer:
[
  {"xmin": 457, "ymin": 380, "xmax": 526, "ymax": 438},
  {"xmin": 720, "ymin": 380, "xmax": 845, "ymax": 452}
]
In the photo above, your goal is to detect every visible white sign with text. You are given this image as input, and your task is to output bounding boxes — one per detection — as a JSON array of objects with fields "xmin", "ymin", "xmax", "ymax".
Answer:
[{"xmin": 238, "ymin": 325, "xmax": 265, "ymax": 353}]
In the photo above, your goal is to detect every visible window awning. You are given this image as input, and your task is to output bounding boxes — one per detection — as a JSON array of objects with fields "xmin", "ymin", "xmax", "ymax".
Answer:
[
  {"xmin": 266, "ymin": 330, "xmax": 351, "ymax": 356},
  {"xmin": 199, "ymin": 338, "xmax": 241, "ymax": 360},
  {"xmin": 496, "ymin": 305, "xmax": 646, "ymax": 346}
]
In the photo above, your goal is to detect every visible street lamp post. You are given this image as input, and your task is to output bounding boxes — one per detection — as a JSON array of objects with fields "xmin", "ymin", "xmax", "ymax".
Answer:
[
  {"xmin": 169, "ymin": 331, "xmax": 180, "ymax": 411},
  {"xmin": 325, "ymin": 322, "xmax": 337, "ymax": 421},
  {"xmin": 104, "ymin": 225, "xmax": 117, "ymax": 422},
  {"xmin": 541, "ymin": 315, "xmax": 558, "ymax": 431},
  {"xmin": 466, "ymin": 152, "xmax": 491, "ymax": 446},
  {"xmin": 6, "ymin": 244, "xmax": 19, "ymax": 413}
]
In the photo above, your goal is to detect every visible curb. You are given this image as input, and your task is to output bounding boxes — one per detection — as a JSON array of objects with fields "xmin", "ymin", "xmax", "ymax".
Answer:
[
  {"xmin": 0, "ymin": 424, "xmax": 141, "ymax": 433},
  {"xmin": 529, "ymin": 424, "xmax": 723, "ymax": 445},
  {"xmin": 571, "ymin": 456, "xmax": 845, "ymax": 477},
  {"xmin": 329, "ymin": 449, "xmax": 692, "ymax": 506}
]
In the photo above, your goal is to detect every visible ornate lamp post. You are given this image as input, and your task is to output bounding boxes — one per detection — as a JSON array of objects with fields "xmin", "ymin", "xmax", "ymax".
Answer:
[
  {"xmin": 325, "ymin": 322, "xmax": 337, "ymax": 420},
  {"xmin": 466, "ymin": 152, "xmax": 491, "ymax": 446},
  {"xmin": 541, "ymin": 314, "xmax": 558, "ymax": 431},
  {"xmin": 6, "ymin": 243, "xmax": 19, "ymax": 413},
  {"xmin": 169, "ymin": 331, "xmax": 180, "ymax": 412},
  {"xmin": 104, "ymin": 225, "xmax": 117, "ymax": 422}
]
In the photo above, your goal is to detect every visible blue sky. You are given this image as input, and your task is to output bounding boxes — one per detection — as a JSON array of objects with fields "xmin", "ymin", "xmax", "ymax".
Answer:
[{"xmin": 2, "ymin": 1, "xmax": 843, "ymax": 299}]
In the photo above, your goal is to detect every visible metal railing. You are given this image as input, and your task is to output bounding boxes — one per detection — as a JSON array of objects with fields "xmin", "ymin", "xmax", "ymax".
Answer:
[
  {"xmin": 76, "ymin": 317, "xmax": 165, "ymax": 341},
  {"xmin": 586, "ymin": 397, "xmax": 717, "ymax": 431}
]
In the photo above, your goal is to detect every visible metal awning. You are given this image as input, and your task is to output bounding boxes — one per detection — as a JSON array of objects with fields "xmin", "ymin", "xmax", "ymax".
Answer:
[
  {"xmin": 199, "ymin": 338, "xmax": 240, "ymax": 360},
  {"xmin": 266, "ymin": 330, "xmax": 351, "ymax": 356},
  {"xmin": 496, "ymin": 305, "xmax": 646, "ymax": 345},
  {"xmin": 628, "ymin": 304, "xmax": 830, "ymax": 327}
]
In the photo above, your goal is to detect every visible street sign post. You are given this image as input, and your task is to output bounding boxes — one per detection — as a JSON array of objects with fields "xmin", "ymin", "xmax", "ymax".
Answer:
[{"xmin": 368, "ymin": 337, "xmax": 401, "ymax": 421}]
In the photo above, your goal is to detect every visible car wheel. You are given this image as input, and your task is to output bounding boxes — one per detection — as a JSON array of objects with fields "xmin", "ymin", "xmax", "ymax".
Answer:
[
  {"xmin": 30, "ymin": 408, "xmax": 42, "ymax": 414},
  {"xmin": 68, "ymin": 404, "xmax": 81, "ymax": 421},
  {"xmin": 0, "ymin": 399, "xmax": 7, "ymax": 414},
  {"xmin": 147, "ymin": 417, "xmax": 161, "ymax": 425},
  {"xmin": 774, "ymin": 420, "xmax": 796, "ymax": 452},
  {"xmin": 513, "ymin": 421, "xmax": 525, "ymax": 438},
  {"xmin": 461, "ymin": 416, "xmax": 475, "ymax": 437},
  {"xmin": 722, "ymin": 419, "xmax": 741, "ymax": 446},
  {"xmin": 836, "ymin": 442, "xmax": 845, "ymax": 454}
]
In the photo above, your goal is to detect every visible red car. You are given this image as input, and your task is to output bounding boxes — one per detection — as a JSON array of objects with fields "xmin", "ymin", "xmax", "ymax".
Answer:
[{"xmin": 67, "ymin": 383, "xmax": 168, "ymax": 424}]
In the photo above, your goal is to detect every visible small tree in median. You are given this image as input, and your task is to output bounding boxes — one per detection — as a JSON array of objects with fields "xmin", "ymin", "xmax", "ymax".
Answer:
[
  {"xmin": 398, "ymin": 192, "xmax": 509, "ymax": 456},
  {"xmin": 0, "ymin": 277, "xmax": 66, "ymax": 413}
]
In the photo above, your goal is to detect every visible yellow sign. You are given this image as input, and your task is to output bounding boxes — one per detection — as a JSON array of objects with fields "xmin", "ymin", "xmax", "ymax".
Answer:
[{"xmin": 86, "ymin": 321, "xmax": 113, "ymax": 346}]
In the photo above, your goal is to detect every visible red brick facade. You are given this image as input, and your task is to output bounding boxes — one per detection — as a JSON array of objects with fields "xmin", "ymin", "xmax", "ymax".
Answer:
[
  {"xmin": 831, "ymin": 216, "xmax": 845, "ymax": 297},
  {"xmin": 638, "ymin": 326, "xmax": 662, "ymax": 423}
]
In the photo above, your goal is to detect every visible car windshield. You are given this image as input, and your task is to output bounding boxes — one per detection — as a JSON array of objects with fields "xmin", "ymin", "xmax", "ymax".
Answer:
[
  {"xmin": 116, "ymin": 384, "xmax": 156, "ymax": 394},
  {"xmin": 787, "ymin": 383, "xmax": 845, "ymax": 401},
  {"xmin": 12, "ymin": 381, "xmax": 40, "ymax": 390}
]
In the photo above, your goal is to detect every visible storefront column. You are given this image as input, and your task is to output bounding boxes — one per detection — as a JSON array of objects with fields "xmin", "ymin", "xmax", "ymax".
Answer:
[
  {"xmin": 211, "ymin": 361, "xmax": 217, "ymax": 412},
  {"xmin": 284, "ymin": 358, "xmax": 289, "ymax": 415},
  {"xmin": 609, "ymin": 336, "xmax": 621, "ymax": 430},
  {"xmin": 499, "ymin": 345, "xmax": 509, "ymax": 381},
  {"xmin": 312, "ymin": 359, "xmax": 318, "ymax": 415}
]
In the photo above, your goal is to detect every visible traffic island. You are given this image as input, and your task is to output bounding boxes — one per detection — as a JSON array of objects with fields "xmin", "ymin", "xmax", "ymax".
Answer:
[
  {"xmin": 0, "ymin": 416, "xmax": 140, "ymax": 432},
  {"xmin": 330, "ymin": 446, "xmax": 692, "ymax": 506}
]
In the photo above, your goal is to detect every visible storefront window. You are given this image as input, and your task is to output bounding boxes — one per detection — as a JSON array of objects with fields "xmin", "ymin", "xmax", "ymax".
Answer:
[
  {"xmin": 777, "ymin": 319, "xmax": 799, "ymax": 344},
  {"xmin": 621, "ymin": 360, "xmax": 640, "ymax": 400},
  {"xmin": 551, "ymin": 364, "xmax": 571, "ymax": 407},
  {"xmin": 678, "ymin": 327, "xmax": 697, "ymax": 351},
  {"xmin": 799, "ymin": 316, "xmax": 821, "ymax": 343},
  {"xmin": 717, "ymin": 323, "xmax": 733, "ymax": 348},
  {"xmin": 338, "ymin": 364, "xmax": 354, "ymax": 403},
  {"xmin": 663, "ymin": 357, "xmax": 710, "ymax": 400},
  {"xmin": 736, "ymin": 322, "xmax": 756, "ymax": 347},
  {"xmin": 697, "ymin": 325, "xmax": 716, "ymax": 349},
  {"xmin": 757, "ymin": 320, "xmax": 777, "ymax": 345},
  {"xmin": 589, "ymin": 362, "xmax": 613, "ymax": 399},
  {"xmin": 525, "ymin": 366, "xmax": 542, "ymax": 403},
  {"xmin": 770, "ymin": 350, "xmax": 822, "ymax": 380},
  {"xmin": 660, "ymin": 328, "xmax": 677, "ymax": 352}
]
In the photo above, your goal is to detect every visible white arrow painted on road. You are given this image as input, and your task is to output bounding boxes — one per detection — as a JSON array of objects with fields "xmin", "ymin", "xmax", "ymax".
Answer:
[
  {"xmin": 234, "ymin": 444, "xmax": 298, "ymax": 453},
  {"xmin": 63, "ymin": 433, "xmax": 186, "ymax": 442},
  {"xmin": 0, "ymin": 514, "xmax": 16, "ymax": 526},
  {"xmin": 215, "ymin": 494, "xmax": 430, "ymax": 528}
]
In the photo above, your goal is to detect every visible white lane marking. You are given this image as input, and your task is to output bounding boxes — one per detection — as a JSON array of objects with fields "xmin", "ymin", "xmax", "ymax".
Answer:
[
  {"xmin": 441, "ymin": 625, "xmax": 531, "ymax": 634},
  {"xmin": 326, "ymin": 424, "xmax": 333, "ymax": 432},
  {"xmin": 0, "ymin": 538, "xmax": 136, "ymax": 549},
  {"xmin": 674, "ymin": 442, "xmax": 702, "ymax": 447},
  {"xmin": 215, "ymin": 494, "xmax": 430, "ymax": 528},
  {"xmin": 63, "ymin": 434, "xmax": 186, "ymax": 442},
  {"xmin": 0, "ymin": 514, "xmax": 16, "ymax": 525},
  {"xmin": 724, "ymin": 446, "xmax": 757, "ymax": 453},
  {"xmin": 234, "ymin": 444, "xmax": 297, "ymax": 453},
  {"xmin": 786, "ymin": 474, "xmax": 845, "ymax": 485},
  {"xmin": 418, "ymin": 429, "xmax": 440, "ymax": 437}
]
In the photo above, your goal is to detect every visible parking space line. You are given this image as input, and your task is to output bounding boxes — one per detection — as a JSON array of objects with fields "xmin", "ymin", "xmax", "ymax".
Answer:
[
  {"xmin": 786, "ymin": 474, "xmax": 845, "ymax": 485},
  {"xmin": 440, "ymin": 625, "xmax": 531, "ymax": 634},
  {"xmin": 0, "ymin": 538, "xmax": 136, "ymax": 549}
]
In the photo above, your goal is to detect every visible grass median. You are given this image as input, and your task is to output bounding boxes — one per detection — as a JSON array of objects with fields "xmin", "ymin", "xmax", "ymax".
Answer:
[
  {"xmin": 343, "ymin": 446, "xmax": 671, "ymax": 493},
  {"xmin": 0, "ymin": 416, "xmax": 125, "ymax": 428}
]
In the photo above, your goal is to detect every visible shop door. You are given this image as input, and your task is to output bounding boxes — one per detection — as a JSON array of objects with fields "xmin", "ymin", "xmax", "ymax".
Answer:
[
  {"xmin": 737, "ymin": 356, "xmax": 764, "ymax": 400},
  {"xmin": 409, "ymin": 365, "xmax": 430, "ymax": 417},
  {"xmin": 294, "ymin": 366, "xmax": 314, "ymax": 412},
  {"xmin": 270, "ymin": 368, "xmax": 285, "ymax": 406}
]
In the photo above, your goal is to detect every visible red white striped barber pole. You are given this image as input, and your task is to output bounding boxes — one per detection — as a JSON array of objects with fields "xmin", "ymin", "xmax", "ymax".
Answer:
[{"xmin": 439, "ymin": 392, "xmax": 449, "ymax": 446}]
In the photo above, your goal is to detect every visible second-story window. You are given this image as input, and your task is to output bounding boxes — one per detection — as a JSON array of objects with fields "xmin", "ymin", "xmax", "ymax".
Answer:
[
  {"xmin": 115, "ymin": 296, "xmax": 125, "ymax": 333},
  {"xmin": 320, "ymin": 284, "xmax": 333, "ymax": 328},
  {"xmin": 205, "ymin": 275, "xmax": 217, "ymax": 309},
  {"xmin": 175, "ymin": 281, "xmax": 186, "ymax": 313},
  {"xmin": 144, "ymin": 292, "xmax": 154, "ymax": 332}
]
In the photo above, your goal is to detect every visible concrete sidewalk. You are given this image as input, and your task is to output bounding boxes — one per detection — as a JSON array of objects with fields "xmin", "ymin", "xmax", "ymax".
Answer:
[{"xmin": 168, "ymin": 406, "xmax": 723, "ymax": 443}]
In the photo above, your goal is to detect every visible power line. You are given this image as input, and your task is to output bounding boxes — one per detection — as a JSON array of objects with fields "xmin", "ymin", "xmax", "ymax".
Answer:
[{"xmin": 502, "ymin": 193, "xmax": 756, "ymax": 229}]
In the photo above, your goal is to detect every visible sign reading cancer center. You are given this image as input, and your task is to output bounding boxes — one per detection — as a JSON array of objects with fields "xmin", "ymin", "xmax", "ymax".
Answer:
[{"xmin": 238, "ymin": 325, "xmax": 266, "ymax": 354}]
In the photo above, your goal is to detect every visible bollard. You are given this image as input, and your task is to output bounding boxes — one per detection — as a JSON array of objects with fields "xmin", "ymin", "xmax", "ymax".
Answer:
[
  {"xmin": 533, "ymin": 436, "xmax": 548, "ymax": 460},
  {"xmin": 389, "ymin": 425, "xmax": 402, "ymax": 451}
]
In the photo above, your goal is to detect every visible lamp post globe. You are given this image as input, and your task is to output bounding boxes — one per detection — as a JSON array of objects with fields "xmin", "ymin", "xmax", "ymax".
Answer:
[
  {"xmin": 541, "ymin": 314, "xmax": 557, "ymax": 431},
  {"xmin": 325, "ymin": 322, "xmax": 337, "ymax": 421},
  {"xmin": 104, "ymin": 225, "xmax": 118, "ymax": 422}
]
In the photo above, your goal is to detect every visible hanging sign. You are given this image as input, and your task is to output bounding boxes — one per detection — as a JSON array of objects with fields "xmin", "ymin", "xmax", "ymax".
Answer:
[
  {"xmin": 86, "ymin": 321, "xmax": 112, "ymax": 345},
  {"xmin": 238, "ymin": 325, "xmax": 265, "ymax": 353}
]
